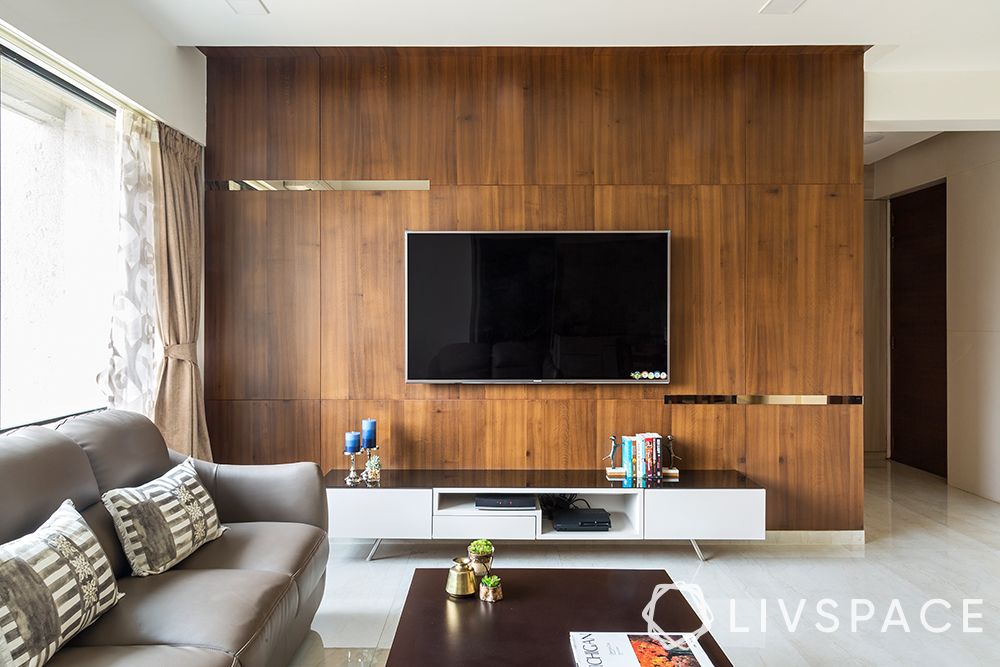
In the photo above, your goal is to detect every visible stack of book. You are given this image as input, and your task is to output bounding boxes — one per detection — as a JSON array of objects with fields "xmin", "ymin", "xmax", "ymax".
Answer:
[{"xmin": 606, "ymin": 433, "xmax": 679, "ymax": 484}]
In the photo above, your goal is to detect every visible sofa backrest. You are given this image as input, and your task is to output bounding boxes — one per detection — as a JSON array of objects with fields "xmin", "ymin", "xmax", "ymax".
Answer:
[
  {"xmin": 56, "ymin": 410, "xmax": 174, "ymax": 491},
  {"xmin": 0, "ymin": 426, "xmax": 101, "ymax": 545}
]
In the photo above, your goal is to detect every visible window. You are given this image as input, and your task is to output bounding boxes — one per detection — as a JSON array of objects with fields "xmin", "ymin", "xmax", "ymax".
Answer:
[{"xmin": 0, "ymin": 48, "xmax": 118, "ymax": 428}]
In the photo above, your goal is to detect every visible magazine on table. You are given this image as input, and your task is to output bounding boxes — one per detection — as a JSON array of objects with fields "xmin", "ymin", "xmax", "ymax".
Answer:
[{"xmin": 569, "ymin": 631, "xmax": 715, "ymax": 667}]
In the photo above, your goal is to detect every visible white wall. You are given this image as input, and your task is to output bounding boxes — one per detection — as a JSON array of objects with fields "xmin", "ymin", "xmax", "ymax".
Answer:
[
  {"xmin": 0, "ymin": 0, "xmax": 205, "ymax": 144},
  {"xmin": 874, "ymin": 132, "xmax": 1000, "ymax": 502}
]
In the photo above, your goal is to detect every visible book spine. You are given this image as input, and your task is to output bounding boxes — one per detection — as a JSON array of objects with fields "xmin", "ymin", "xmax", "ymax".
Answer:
[
  {"xmin": 655, "ymin": 436, "xmax": 662, "ymax": 480},
  {"xmin": 623, "ymin": 438, "xmax": 633, "ymax": 483}
]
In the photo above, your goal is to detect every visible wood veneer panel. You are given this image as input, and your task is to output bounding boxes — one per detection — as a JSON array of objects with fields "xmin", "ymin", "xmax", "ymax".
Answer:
[
  {"xmin": 594, "ymin": 401, "xmax": 671, "ymax": 452},
  {"xmin": 746, "ymin": 50, "xmax": 864, "ymax": 184},
  {"xmin": 746, "ymin": 184, "xmax": 863, "ymax": 395},
  {"xmin": 594, "ymin": 49, "xmax": 746, "ymax": 184},
  {"xmin": 670, "ymin": 404, "xmax": 746, "ymax": 472},
  {"xmin": 595, "ymin": 185, "xmax": 746, "ymax": 393},
  {"xmin": 429, "ymin": 186, "xmax": 594, "ymax": 231},
  {"xmin": 266, "ymin": 55, "xmax": 320, "ymax": 179},
  {"xmin": 206, "ymin": 54, "xmax": 319, "ymax": 179},
  {"xmin": 206, "ymin": 56, "xmax": 267, "ymax": 180},
  {"xmin": 207, "ymin": 399, "xmax": 320, "ymax": 465},
  {"xmin": 455, "ymin": 50, "xmax": 594, "ymax": 185},
  {"xmin": 745, "ymin": 405, "xmax": 863, "ymax": 530},
  {"xmin": 320, "ymin": 191, "xmax": 430, "ymax": 400},
  {"xmin": 320, "ymin": 51, "xmax": 456, "ymax": 182},
  {"xmin": 205, "ymin": 191, "xmax": 321, "ymax": 400}
]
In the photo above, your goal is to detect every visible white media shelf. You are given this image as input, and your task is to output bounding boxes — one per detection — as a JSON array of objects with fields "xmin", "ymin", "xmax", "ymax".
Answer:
[{"xmin": 326, "ymin": 469, "xmax": 764, "ymax": 561}]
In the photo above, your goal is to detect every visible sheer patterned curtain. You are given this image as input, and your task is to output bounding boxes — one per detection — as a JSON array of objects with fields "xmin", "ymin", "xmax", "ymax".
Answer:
[{"xmin": 98, "ymin": 111, "xmax": 161, "ymax": 415}]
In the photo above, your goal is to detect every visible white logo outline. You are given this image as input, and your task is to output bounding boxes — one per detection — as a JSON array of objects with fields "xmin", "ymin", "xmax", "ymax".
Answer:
[{"xmin": 642, "ymin": 581, "xmax": 714, "ymax": 652}]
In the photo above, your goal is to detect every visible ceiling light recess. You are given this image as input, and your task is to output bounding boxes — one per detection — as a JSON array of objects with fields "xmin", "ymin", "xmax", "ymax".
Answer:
[
  {"xmin": 759, "ymin": 0, "xmax": 807, "ymax": 15},
  {"xmin": 225, "ymin": 0, "xmax": 269, "ymax": 15}
]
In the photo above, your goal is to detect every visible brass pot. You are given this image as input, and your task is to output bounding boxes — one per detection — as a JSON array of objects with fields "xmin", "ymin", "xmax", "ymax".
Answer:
[
  {"xmin": 467, "ymin": 550, "xmax": 494, "ymax": 577},
  {"xmin": 445, "ymin": 557, "xmax": 476, "ymax": 597},
  {"xmin": 479, "ymin": 582, "xmax": 503, "ymax": 603}
]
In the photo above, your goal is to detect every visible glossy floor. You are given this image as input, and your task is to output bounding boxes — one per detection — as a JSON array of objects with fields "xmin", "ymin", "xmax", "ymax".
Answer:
[{"xmin": 289, "ymin": 461, "xmax": 1000, "ymax": 666}]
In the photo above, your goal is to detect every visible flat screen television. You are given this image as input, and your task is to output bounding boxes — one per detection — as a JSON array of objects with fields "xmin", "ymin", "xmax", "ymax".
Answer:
[{"xmin": 406, "ymin": 231, "xmax": 670, "ymax": 384}]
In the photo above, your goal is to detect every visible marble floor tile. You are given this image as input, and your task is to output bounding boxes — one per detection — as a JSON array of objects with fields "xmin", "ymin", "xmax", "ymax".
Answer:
[{"xmin": 291, "ymin": 461, "xmax": 1000, "ymax": 666}]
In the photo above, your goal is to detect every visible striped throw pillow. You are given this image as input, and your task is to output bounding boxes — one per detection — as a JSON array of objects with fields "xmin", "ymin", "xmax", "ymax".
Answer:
[
  {"xmin": 102, "ymin": 459, "xmax": 226, "ymax": 576},
  {"xmin": 0, "ymin": 500, "xmax": 123, "ymax": 667}
]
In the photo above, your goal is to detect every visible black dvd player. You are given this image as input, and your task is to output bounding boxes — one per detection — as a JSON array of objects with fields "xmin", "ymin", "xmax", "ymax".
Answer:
[
  {"xmin": 551, "ymin": 508, "xmax": 612, "ymax": 532},
  {"xmin": 475, "ymin": 494, "xmax": 536, "ymax": 510}
]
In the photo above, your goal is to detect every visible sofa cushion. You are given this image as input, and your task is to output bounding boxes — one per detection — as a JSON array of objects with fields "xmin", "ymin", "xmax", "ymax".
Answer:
[
  {"xmin": 0, "ymin": 426, "xmax": 100, "ymax": 545},
  {"xmin": 68, "ymin": 568, "xmax": 297, "ymax": 666},
  {"xmin": 102, "ymin": 459, "xmax": 226, "ymax": 576},
  {"xmin": 46, "ymin": 645, "xmax": 236, "ymax": 667},
  {"xmin": 57, "ymin": 410, "xmax": 173, "ymax": 492},
  {"xmin": 176, "ymin": 522, "xmax": 329, "ymax": 607},
  {"xmin": 0, "ymin": 500, "xmax": 122, "ymax": 667}
]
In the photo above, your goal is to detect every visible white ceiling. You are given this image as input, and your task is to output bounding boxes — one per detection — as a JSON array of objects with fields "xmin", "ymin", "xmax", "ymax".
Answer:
[
  {"xmin": 863, "ymin": 132, "xmax": 939, "ymax": 164},
  {"xmin": 126, "ymin": 0, "xmax": 1000, "ymax": 73}
]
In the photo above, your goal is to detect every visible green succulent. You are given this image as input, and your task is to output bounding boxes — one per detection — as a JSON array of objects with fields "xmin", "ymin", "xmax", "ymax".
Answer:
[
  {"xmin": 481, "ymin": 575, "xmax": 501, "ymax": 588},
  {"xmin": 468, "ymin": 539, "xmax": 494, "ymax": 555}
]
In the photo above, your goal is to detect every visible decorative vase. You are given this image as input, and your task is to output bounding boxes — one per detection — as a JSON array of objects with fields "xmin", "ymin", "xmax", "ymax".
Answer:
[
  {"xmin": 467, "ymin": 549, "xmax": 494, "ymax": 577},
  {"xmin": 479, "ymin": 582, "xmax": 503, "ymax": 603},
  {"xmin": 444, "ymin": 557, "xmax": 476, "ymax": 597}
]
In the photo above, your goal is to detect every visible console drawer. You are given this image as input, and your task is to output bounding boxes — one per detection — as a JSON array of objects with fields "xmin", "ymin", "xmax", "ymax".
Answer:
[
  {"xmin": 328, "ymin": 488, "xmax": 432, "ymax": 539},
  {"xmin": 644, "ymin": 489, "xmax": 765, "ymax": 540},
  {"xmin": 432, "ymin": 514, "xmax": 536, "ymax": 540}
]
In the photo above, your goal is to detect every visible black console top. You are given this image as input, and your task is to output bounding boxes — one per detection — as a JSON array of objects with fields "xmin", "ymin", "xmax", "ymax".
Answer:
[{"xmin": 323, "ymin": 468, "xmax": 761, "ymax": 490}]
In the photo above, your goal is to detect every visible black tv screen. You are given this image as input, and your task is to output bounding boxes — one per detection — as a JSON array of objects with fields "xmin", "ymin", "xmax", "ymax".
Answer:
[{"xmin": 406, "ymin": 231, "xmax": 670, "ymax": 384}]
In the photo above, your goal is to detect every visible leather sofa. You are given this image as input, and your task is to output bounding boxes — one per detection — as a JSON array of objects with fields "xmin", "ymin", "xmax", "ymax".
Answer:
[{"xmin": 0, "ymin": 410, "xmax": 329, "ymax": 667}]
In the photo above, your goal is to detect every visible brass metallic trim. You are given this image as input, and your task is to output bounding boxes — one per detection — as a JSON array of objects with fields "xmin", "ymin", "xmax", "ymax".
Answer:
[
  {"xmin": 663, "ymin": 395, "xmax": 863, "ymax": 405},
  {"xmin": 208, "ymin": 179, "xmax": 431, "ymax": 192}
]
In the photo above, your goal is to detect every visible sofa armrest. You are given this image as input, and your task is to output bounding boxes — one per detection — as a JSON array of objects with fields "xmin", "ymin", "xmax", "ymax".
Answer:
[{"xmin": 169, "ymin": 450, "xmax": 327, "ymax": 531}]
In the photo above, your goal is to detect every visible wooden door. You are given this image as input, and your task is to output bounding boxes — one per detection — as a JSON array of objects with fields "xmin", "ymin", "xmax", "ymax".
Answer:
[{"xmin": 889, "ymin": 182, "xmax": 947, "ymax": 477}]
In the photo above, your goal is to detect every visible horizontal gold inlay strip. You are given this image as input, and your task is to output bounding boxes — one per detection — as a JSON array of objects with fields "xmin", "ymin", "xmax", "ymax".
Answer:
[
  {"xmin": 208, "ymin": 179, "xmax": 431, "ymax": 192},
  {"xmin": 663, "ymin": 395, "xmax": 863, "ymax": 405}
]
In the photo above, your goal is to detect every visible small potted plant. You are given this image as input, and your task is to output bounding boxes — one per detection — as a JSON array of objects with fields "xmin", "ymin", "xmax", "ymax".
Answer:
[
  {"xmin": 363, "ymin": 454, "xmax": 381, "ymax": 483},
  {"xmin": 467, "ymin": 538, "xmax": 494, "ymax": 576},
  {"xmin": 479, "ymin": 574, "xmax": 503, "ymax": 603}
]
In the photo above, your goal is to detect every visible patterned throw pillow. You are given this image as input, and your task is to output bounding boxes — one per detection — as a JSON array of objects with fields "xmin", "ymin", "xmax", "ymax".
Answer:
[
  {"xmin": 101, "ymin": 459, "xmax": 226, "ymax": 576},
  {"xmin": 0, "ymin": 500, "xmax": 123, "ymax": 667}
]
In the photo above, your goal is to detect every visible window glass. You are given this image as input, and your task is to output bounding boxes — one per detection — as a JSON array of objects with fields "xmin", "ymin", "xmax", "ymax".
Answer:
[{"xmin": 0, "ymin": 52, "xmax": 117, "ymax": 428}]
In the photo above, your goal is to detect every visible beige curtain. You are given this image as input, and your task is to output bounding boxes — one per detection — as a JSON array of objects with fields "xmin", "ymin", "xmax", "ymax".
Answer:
[{"xmin": 152, "ymin": 123, "xmax": 212, "ymax": 460}]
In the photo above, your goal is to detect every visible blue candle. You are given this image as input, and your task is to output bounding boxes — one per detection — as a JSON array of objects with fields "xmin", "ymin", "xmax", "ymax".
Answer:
[
  {"xmin": 361, "ymin": 419, "xmax": 377, "ymax": 449},
  {"xmin": 344, "ymin": 431, "xmax": 361, "ymax": 454}
]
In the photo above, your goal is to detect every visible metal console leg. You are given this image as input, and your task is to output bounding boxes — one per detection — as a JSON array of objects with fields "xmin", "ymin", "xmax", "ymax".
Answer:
[
  {"xmin": 690, "ymin": 539, "xmax": 706, "ymax": 562},
  {"xmin": 367, "ymin": 539, "xmax": 382, "ymax": 562}
]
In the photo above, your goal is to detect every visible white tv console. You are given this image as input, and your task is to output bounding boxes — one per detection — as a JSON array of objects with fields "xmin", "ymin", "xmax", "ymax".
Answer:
[{"xmin": 326, "ymin": 469, "xmax": 765, "ymax": 561}]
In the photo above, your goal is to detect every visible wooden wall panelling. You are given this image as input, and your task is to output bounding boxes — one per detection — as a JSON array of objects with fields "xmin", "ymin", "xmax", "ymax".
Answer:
[
  {"xmin": 594, "ymin": 401, "xmax": 672, "ymax": 453},
  {"xmin": 455, "ymin": 49, "xmax": 594, "ymax": 185},
  {"xmin": 206, "ymin": 53, "xmax": 320, "ymax": 179},
  {"xmin": 320, "ymin": 191, "xmax": 431, "ymax": 401},
  {"xmin": 746, "ymin": 184, "xmax": 863, "ymax": 395},
  {"xmin": 428, "ymin": 186, "xmax": 594, "ymax": 231},
  {"xmin": 266, "ymin": 55, "xmax": 321, "ymax": 178},
  {"xmin": 670, "ymin": 404, "xmax": 747, "ymax": 472},
  {"xmin": 398, "ymin": 400, "xmax": 490, "ymax": 468},
  {"xmin": 746, "ymin": 49, "xmax": 864, "ymax": 185},
  {"xmin": 745, "ymin": 405, "xmax": 863, "ymax": 530},
  {"xmin": 206, "ymin": 56, "xmax": 268, "ymax": 179},
  {"xmin": 205, "ymin": 191, "xmax": 321, "ymax": 399},
  {"xmin": 207, "ymin": 399, "xmax": 321, "ymax": 465},
  {"xmin": 525, "ymin": 400, "xmax": 600, "ymax": 470},
  {"xmin": 595, "ymin": 185, "xmax": 747, "ymax": 394},
  {"xmin": 319, "ymin": 49, "xmax": 456, "ymax": 182},
  {"xmin": 594, "ymin": 48, "xmax": 746, "ymax": 185}
]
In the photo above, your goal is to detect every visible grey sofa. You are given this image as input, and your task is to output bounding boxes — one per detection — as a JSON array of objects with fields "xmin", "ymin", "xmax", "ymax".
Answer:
[{"xmin": 0, "ymin": 410, "xmax": 328, "ymax": 667}]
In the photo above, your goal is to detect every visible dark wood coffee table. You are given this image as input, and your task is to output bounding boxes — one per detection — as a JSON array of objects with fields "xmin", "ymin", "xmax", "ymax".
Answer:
[{"xmin": 387, "ymin": 568, "xmax": 733, "ymax": 666}]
